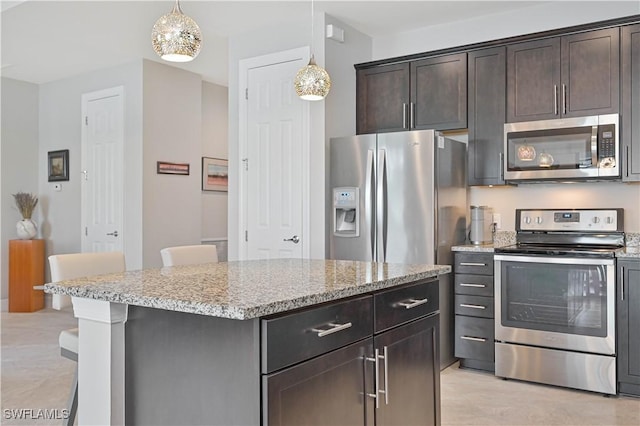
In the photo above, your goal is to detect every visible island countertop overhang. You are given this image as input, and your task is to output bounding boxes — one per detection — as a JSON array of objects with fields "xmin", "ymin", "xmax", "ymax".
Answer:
[{"xmin": 44, "ymin": 258, "xmax": 450, "ymax": 320}]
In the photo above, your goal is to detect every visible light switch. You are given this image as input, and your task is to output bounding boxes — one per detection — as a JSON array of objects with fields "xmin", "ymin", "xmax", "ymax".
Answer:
[{"xmin": 493, "ymin": 213, "xmax": 501, "ymax": 230}]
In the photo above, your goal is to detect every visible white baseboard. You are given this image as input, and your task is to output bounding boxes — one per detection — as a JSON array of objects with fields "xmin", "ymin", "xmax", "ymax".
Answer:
[{"xmin": 1, "ymin": 298, "xmax": 7, "ymax": 312}]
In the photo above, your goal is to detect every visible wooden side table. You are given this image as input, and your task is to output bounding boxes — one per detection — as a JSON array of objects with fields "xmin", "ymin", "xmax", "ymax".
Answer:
[{"xmin": 9, "ymin": 239, "xmax": 45, "ymax": 312}]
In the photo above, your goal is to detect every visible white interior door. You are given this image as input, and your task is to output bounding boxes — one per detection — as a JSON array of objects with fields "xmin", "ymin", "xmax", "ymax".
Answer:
[
  {"xmin": 81, "ymin": 87, "xmax": 124, "ymax": 254},
  {"xmin": 244, "ymin": 53, "xmax": 307, "ymax": 260}
]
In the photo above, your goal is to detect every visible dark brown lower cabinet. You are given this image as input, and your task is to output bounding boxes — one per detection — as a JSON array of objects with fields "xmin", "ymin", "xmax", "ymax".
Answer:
[
  {"xmin": 264, "ymin": 339, "xmax": 374, "ymax": 425},
  {"xmin": 618, "ymin": 259, "xmax": 640, "ymax": 396},
  {"xmin": 264, "ymin": 314, "xmax": 440, "ymax": 426}
]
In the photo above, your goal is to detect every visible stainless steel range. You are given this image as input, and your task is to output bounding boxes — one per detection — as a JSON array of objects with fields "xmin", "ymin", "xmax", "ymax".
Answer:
[{"xmin": 494, "ymin": 208, "xmax": 624, "ymax": 395}]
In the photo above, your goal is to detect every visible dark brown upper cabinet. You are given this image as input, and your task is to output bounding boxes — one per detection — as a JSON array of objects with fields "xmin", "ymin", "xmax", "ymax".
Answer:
[
  {"xmin": 356, "ymin": 53, "xmax": 467, "ymax": 134},
  {"xmin": 467, "ymin": 46, "xmax": 506, "ymax": 186},
  {"xmin": 356, "ymin": 63, "xmax": 410, "ymax": 134},
  {"xmin": 507, "ymin": 28, "xmax": 619, "ymax": 122},
  {"xmin": 622, "ymin": 23, "xmax": 640, "ymax": 182}
]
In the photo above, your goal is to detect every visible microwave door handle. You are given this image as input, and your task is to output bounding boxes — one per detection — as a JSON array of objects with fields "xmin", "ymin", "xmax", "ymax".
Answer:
[{"xmin": 591, "ymin": 125, "xmax": 598, "ymax": 167}]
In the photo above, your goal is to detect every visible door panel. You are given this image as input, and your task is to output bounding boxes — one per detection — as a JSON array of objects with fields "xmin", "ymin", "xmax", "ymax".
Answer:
[
  {"xmin": 622, "ymin": 24, "xmax": 640, "ymax": 181},
  {"xmin": 263, "ymin": 339, "xmax": 373, "ymax": 426},
  {"xmin": 374, "ymin": 315, "xmax": 440, "ymax": 426},
  {"xmin": 247, "ymin": 60, "xmax": 303, "ymax": 260},
  {"xmin": 507, "ymin": 38, "xmax": 561, "ymax": 122},
  {"xmin": 377, "ymin": 130, "xmax": 435, "ymax": 264},
  {"xmin": 329, "ymin": 135, "xmax": 376, "ymax": 261},
  {"xmin": 81, "ymin": 88, "xmax": 124, "ymax": 253},
  {"xmin": 562, "ymin": 28, "xmax": 619, "ymax": 117},
  {"xmin": 356, "ymin": 64, "xmax": 410, "ymax": 134}
]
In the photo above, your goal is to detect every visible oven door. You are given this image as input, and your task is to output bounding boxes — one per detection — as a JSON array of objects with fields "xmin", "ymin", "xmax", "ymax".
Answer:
[{"xmin": 494, "ymin": 254, "xmax": 615, "ymax": 355}]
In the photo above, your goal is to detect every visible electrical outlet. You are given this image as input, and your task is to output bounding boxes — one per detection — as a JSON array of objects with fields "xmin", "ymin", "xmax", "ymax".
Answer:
[{"xmin": 493, "ymin": 213, "xmax": 502, "ymax": 230}]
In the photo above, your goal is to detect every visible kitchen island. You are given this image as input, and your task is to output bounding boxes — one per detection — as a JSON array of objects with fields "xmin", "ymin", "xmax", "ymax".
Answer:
[{"xmin": 45, "ymin": 258, "xmax": 450, "ymax": 425}]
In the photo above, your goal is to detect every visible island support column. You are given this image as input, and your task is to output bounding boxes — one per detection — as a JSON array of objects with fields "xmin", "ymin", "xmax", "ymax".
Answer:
[{"xmin": 72, "ymin": 298, "xmax": 127, "ymax": 425}]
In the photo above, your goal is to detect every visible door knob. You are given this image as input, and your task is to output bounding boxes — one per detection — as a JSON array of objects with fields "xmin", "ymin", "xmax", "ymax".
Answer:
[
  {"xmin": 106, "ymin": 231, "xmax": 119, "ymax": 237},
  {"xmin": 283, "ymin": 235, "xmax": 299, "ymax": 244}
]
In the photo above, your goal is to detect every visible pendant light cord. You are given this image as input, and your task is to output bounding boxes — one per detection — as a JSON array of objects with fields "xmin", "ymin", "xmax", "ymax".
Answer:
[{"xmin": 310, "ymin": 0, "xmax": 315, "ymax": 57}]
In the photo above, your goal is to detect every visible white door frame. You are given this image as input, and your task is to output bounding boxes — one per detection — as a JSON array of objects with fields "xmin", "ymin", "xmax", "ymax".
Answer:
[
  {"xmin": 238, "ymin": 47, "xmax": 311, "ymax": 260},
  {"xmin": 80, "ymin": 86, "xmax": 125, "ymax": 254}
]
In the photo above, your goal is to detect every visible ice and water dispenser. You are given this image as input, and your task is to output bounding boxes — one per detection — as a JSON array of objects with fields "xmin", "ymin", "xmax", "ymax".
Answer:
[{"xmin": 333, "ymin": 187, "xmax": 359, "ymax": 237}]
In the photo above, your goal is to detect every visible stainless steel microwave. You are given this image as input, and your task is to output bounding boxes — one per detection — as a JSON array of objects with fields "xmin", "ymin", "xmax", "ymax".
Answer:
[{"xmin": 504, "ymin": 114, "xmax": 619, "ymax": 182}]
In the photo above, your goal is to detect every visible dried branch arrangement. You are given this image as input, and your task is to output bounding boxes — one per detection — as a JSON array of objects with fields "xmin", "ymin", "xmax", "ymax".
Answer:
[{"xmin": 12, "ymin": 192, "xmax": 38, "ymax": 219}]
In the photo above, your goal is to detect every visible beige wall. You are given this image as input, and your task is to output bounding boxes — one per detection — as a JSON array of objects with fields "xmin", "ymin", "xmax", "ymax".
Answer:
[
  {"xmin": 470, "ymin": 183, "xmax": 640, "ymax": 233},
  {"xmin": 201, "ymin": 81, "xmax": 228, "ymax": 240}
]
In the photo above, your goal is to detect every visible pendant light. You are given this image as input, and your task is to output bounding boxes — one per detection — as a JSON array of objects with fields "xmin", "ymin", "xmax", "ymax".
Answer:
[
  {"xmin": 151, "ymin": 0, "xmax": 202, "ymax": 63},
  {"xmin": 294, "ymin": 0, "xmax": 331, "ymax": 101}
]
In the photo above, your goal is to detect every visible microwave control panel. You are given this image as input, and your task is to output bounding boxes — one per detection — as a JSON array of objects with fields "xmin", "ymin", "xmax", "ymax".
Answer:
[{"xmin": 598, "ymin": 124, "xmax": 616, "ymax": 160}]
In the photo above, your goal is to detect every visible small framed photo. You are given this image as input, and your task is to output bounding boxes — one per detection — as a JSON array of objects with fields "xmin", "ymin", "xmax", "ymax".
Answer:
[
  {"xmin": 202, "ymin": 157, "xmax": 228, "ymax": 192},
  {"xmin": 48, "ymin": 149, "xmax": 69, "ymax": 182},
  {"xmin": 157, "ymin": 161, "xmax": 190, "ymax": 175}
]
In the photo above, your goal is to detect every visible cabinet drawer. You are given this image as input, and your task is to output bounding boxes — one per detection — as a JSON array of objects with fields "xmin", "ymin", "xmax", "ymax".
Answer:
[
  {"xmin": 454, "ymin": 253, "xmax": 494, "ymax": 275},
  {"xmin": 455, "ymin": 315, "xmax": 495, "ymax": 361},
  {"xmin": 261, "ymin": 295, "xmax": 373, "ymax": 374},
  {"xmin": 375, "ymin": 279, "xmax": 439, "ymax": 333},
  {"xmin": 455, "ymin": 274, "xmax": 494, "ymax": 296},
  {"xmin": 455, "ymin": 295, "xmax": 494, "ymax": 318}
]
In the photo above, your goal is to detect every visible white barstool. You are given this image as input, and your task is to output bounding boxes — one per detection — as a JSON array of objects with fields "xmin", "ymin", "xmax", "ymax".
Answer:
[
  {"xmin": 48, "ymin": 251, "xmax": 126, "ymax": 426},
  {"xmin": 160, "ymin": 244, "xmax": 218, "ymax": 266}
]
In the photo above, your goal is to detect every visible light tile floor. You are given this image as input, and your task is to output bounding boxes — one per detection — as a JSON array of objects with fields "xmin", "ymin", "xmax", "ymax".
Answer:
[{"xmin": 1, "ymin": 309, "xmax": 639, "ymax": 425}]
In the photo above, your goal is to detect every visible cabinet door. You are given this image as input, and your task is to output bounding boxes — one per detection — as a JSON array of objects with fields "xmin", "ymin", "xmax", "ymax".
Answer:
[
  {"xmin": 507, "ymin": 37, "xmax": 560, "ymax": 122},
  {"xmin": 622, "ymin": 24, "xmax": 640, "ymax": 182},
  {"xmin": 374, "ymin": 315, "xmax": 439, "ymax": 426},
  {"xmin": 263, "ymin": 339, "xmax": 373, "ymax": 426},
  {"xmin": 356, "ymin": 63, "xmax": 410, "ymax": 134},
  {"xmin": 468, "ymin": 46, "xmax": 506, "ymax": 186},
  {"xmin": 561, "ymin": 28, "xmax": 619, "ymax": 117},
  {"xmin": 411, "ymin": 53, "xmax": 467, "ymax": 131},
  {"xmin": 618, "ymin": 260, "xmax": 640, "ymax": 395}
]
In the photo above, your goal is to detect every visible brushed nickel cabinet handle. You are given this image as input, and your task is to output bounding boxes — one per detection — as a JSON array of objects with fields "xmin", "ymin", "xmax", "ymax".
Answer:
[
  {"xmin": 312, "ymin": 322, "xmax": 352, "ymax": 337},
  {"xmin": 402, "ymin": 103, "xmax": 408, "ymax": 129},
  {"xmin": 365, "ymin": 349, "xmax": 381, "ymax": 409},
  {"xmin": 460, "ymin": 262, "xmax": 486, "ymax": 267},
  {"xmin": 554, "ymin": 85, "xmax": 558, "ymax": 115},
  {"xmin": 381, "ymin": 346, "xmax": 389, "ymax": 405},
  {"xmin": 461, "ymin": 335, "xmax": 487, "ymax": 342},
  {"xmin": 621, "ymin": 266, "xmax": 625, "ymax": 301},
  {"xmin": 460, "ymin": 283, "xmax": 486, "ymax": 288},
  {"xmin": 562, "ymin": 84, "xmax": 567, "ymax": 115},
  {"xmin": 410, "ymin": 102, "xmax": 415, "ymax": 129},
  {"xmin": 396, "ymin": 298, "xmax": 428, "ymax": 309},
  {"xmin": 460, "ymin": 303, "xmax": 486, "ymax": 310}
]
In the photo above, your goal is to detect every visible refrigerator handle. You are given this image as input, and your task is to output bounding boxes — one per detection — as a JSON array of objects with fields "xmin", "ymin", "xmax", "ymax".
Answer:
[
  {"xmin": 377, "ymin": 149, "xmax": 387, "ymax": 262},
  {"xmin": 365, "ymin": 149, "xmax": 375, "ymax": 261}
]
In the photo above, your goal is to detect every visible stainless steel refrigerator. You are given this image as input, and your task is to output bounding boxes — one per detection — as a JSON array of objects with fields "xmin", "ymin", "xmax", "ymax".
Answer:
[{"xmin": 329, "ymin": 129, "xmax": 467, "ymax": 369}]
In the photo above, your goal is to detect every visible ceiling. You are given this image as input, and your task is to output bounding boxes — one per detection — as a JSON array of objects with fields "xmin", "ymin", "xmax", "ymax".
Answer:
[{"xmin": 1, "ymin": 1, "xmax": 547, "ymax": 86}]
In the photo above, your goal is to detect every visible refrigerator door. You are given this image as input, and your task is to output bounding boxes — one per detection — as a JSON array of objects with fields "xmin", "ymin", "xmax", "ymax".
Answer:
[
  {"xmin": 329, "ymin": 135, "xmax": 377, "ymax": 261},
  {"xmin": 377, "ymin": 130, "xmax": 436, "ymax": 264}
]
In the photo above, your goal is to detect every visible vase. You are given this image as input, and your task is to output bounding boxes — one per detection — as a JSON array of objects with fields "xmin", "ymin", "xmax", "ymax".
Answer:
[{"xmin": 16, "ymin": 219, "xmax": 37, "ymax": 240}]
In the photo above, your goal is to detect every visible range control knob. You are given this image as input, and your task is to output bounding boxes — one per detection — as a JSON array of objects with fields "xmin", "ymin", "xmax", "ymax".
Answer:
[
  {"xmin": 524, "ymin": 216, "xmax": 531, "ymax": 225},
  {"xmin": 535, "ymin": 216, "xmax": 543, "ymax": 225},
  {"xmin": 605, "ymin": 216, "xmax": 614, "ymax": 224},
  {"xmin": 592, "ymin": 216, "xmax": 601, "ymax": 224}
]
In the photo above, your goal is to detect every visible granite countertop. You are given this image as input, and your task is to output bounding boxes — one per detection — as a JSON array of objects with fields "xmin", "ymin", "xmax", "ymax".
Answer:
[
  {"xmin": 616, "ymin": 246, "xmax": 640, "ymax": 259},
  {"xmin": 44, "ymin": 259, "xmax": 450, "ymax": 320}
]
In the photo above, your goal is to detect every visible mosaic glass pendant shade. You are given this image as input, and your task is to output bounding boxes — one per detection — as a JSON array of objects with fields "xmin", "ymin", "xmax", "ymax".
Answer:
[
  {"xmin": 294, "ymin": 55, "xmax": 331, "ymax": 101},
  {"xmin": 151, "ymin": 0, "xmax": 202, "ymax": 63}
]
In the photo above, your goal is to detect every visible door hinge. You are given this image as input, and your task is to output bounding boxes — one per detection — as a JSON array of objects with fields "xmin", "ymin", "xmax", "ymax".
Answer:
[
  {"xmin": 245, "ymin": 88, "xmax": 248, "ymax": 100},
  {"xmin": 85, "ymin": 116, "xmax": 88, "ymax": 125},
  {"xmin": 245, "ymin": 230, "xmax": 248, "ymax": 242},
  {"xmin": 242, "ymin": 158, "xmax": 249, "ymax": 171},
  {"xmin": 85, "ymin": 227, "xmax": 88, "ymax": 236}
]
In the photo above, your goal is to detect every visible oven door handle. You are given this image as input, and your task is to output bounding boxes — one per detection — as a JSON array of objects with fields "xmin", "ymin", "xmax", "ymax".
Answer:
[{"xmin": 494, "ymin": 254, "xmax": 615, "ymax": 266}]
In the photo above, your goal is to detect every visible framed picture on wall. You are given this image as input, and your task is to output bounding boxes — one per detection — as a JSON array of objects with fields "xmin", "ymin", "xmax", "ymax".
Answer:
[
  {"xmin": 157, "ymin": 161, "xmax": 190, "ymax": 175},
  {"xmin": 48, "ymin": 149, "xmax": 69, "ymax": 181},
  {"xmin": 202, "ymin": 157, "xmax": 228, "ymax": 192}
]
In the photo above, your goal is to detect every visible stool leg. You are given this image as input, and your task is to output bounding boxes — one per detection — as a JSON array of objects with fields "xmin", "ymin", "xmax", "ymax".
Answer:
[{"xmin": 65, "ymin": 367, "xmax": 78, "ymax": 426}]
